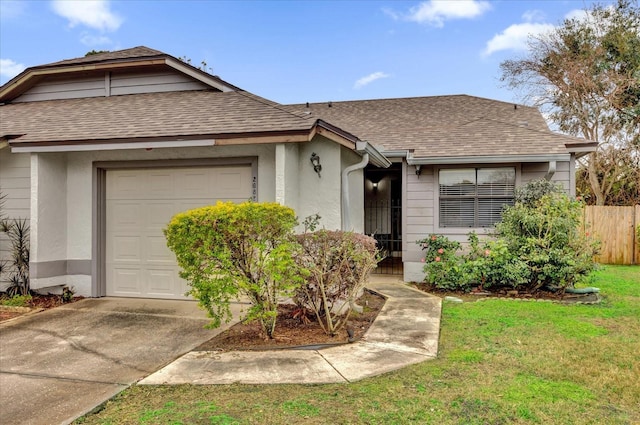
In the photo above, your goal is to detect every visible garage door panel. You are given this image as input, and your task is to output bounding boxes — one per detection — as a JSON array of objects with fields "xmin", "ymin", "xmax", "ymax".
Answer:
[
  {"xmin": 180, "ymin": 171, "xmax": 210, "ymax": 197},
  {"xmin": 147, "ymin": 236, "xmax": 174, "ymax": 263},
  {"xmin": 213, "ymin": 168, "xmax": 251, "ymax": 197},
  {"xmin": 145, "ymin": 202, "xmax": 176, "ymax": 231},
  {"xmin": 108, "ymin": 268, "xmax": 143, "ymax": 296},
  {"xmin": 111, "ymin": 236, "xmax": 141, "ymax": 261},
  {"xmin": 106, "ymin": 165, "xmax": 252, "ymax": 300},
  {"xmin": 147, "ymin": 172, "xmax": 174, "ymax": 199},
  {"xmin": 110, "ymin": 173, "xmax": 143, "ymax": 199},
  {"xmin": 145, "ymin": 269, "xmax": 177, "ymax": 296},
  {"xmin": 109, "ymin": 203, "xmax": 142, "ymax": 228}
]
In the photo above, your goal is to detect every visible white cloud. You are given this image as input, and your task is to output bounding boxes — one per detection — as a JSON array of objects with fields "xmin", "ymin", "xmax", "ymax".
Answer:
[
  {"xmin": 80, "ymin": 33, "xmax": 112, "ymax": 46},
  {"xmin": 51, "ymin": 0, "xmax": 123, "ymax": 31},
  {"xmin": 354, "ymin": 72, "xmax": 390, "ymax": 89},
  {"xmin": 483, "ymin": 22, "xmax": 554, "ymax": 56},
  {"xmin": 404, "ymin": 0, "xmax": 491, "ymax": 27},
  {"xmin": 0, "ymin": 59, "xmax": 26, "ymax": 79}
]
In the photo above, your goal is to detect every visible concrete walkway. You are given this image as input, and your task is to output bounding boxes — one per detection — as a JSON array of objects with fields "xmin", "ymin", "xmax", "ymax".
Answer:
[{"xmin": 140, "ymin": 277, "xmax": 442, "ymax": 385}]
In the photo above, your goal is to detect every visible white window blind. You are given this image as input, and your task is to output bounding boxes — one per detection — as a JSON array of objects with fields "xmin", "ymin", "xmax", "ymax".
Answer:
[{"xmin": 439, "ymin": 167, "xmax": 515, "ymax": 227}]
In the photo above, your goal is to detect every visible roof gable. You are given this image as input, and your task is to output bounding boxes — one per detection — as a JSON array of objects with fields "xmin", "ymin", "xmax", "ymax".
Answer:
[{"xmin": 0, "ymin": 46, "xmax": 239, "ymax": 103}]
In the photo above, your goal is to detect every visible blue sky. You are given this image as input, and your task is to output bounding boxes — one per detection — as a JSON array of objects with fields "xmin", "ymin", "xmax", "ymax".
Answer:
[{"xmin": 0, "ymin": 0, "xmax": 610, "ymax": 105}]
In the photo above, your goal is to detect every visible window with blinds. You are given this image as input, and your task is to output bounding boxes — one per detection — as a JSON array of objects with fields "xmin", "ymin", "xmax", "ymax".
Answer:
[{"xmin": 439, "ymin": 167, "xmax": 515, "ymax": 227}]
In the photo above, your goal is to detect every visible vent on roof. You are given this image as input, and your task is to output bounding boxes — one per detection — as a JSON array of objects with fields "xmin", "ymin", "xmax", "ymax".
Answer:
[{"xmin": 518, "ymin": 121, "xmax": 529, "ymax": 127}]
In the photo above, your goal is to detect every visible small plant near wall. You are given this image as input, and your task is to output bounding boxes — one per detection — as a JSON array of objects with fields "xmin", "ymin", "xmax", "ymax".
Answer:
[
  {"xmin": 295, "ymin": 230, "xmax": 378, "ymax": 336},
  {"xmin": 165, "ymin": 201, "xmax": 305, "ymax": 339},
  {"xmin": 0, "ymin": 189, "xmax": 30, "ymax": 297},
  {"xmin": 418, "ymin": 234, "xmax": 470, "ymax": 291}
]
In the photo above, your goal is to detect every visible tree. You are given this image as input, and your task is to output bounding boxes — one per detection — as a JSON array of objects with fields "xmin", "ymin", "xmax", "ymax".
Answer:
[
  {"xmin": 576, "ymin": 143, "xmax": 640, "ymax": 205},
  {"xmin": 500, "ymin": 0, "xmax": 640, "ymax": 205}
]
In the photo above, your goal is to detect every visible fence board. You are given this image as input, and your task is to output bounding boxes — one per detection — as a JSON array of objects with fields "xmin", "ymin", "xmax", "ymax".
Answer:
[
  {"xmin": 636, "ymin": 205, "xmax": 640, "ymax": 265},
  {"xmin": 583, "ymin": 205, "xmax": 638, "ymax": 265}
]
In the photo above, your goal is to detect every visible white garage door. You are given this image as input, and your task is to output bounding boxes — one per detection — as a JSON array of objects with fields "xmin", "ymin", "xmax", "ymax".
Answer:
[{"xmin": 106, "ymin": 166, "xmax": 252, "ymax": 299}]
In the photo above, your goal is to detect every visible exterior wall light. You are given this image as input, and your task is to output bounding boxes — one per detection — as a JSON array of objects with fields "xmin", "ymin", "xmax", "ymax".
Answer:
[
  {"xmin": 310, "ymin": 152, "xmax": 322, "ymax": 177},
  {"xmin": 372, "ymin": 182, "xmax": 378, "ymax": 191}
]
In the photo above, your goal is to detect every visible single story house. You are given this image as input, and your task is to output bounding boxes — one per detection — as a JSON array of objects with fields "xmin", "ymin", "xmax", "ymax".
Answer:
[{"xmin": 0, "ymin": 47, "xmax": 596, "ymax": 298}]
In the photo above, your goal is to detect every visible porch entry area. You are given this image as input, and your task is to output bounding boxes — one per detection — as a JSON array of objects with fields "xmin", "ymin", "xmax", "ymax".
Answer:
[{"xmin": 364, "ymin": 163, "xmax": 403, "ymax": 275}]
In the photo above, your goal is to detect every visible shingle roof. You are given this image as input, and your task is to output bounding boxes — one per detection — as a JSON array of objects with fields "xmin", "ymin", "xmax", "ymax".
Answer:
[
  {"xmin": 39, "ymin": 46, "xmax": 165, "ymax": 68},
  {"xmin": 1, "ymin": 90, "xmax": 317, "ymax": 144},
  {"xmin": 284, "ymin": 95, "xmax": 586, "ymax": 159}
]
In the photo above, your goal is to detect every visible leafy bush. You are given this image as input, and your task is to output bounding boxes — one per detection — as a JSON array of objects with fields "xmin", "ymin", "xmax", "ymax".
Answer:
[
  {"xmin": 295, "ymin": 230, "xmax": 378, "ymax": 336},
  {"xmin": 496, "ymin": 192, "xmax": 599, "ymax": 290},
  {"xmin": 465, "ymin": 233, "xmax": 529, "ymax": 289},
  {"xmin": 418, "ymin": 234, "xmax": 470, "ymax": 291},
  {"xmin": 418, "ymin": 180, "xmax": 599, "ymax": 292},
  {"xmin": 165, "ymin": 201, "xmax": 303, "ymax": 338}
]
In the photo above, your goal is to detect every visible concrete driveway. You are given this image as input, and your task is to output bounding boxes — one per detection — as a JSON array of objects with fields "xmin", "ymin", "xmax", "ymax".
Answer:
[{"xmin": 0, "ymin": 297, "xmax": 241, "ymax": 425}]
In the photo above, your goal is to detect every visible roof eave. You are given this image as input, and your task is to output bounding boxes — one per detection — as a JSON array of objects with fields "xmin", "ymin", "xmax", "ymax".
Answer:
[
  {"xmin": 356, "ymin": 141, "xmax": 392, "ymax": 168},
  {"xmin": 407, "ymin": 153, "xmax": 571, "ymax": 165}
]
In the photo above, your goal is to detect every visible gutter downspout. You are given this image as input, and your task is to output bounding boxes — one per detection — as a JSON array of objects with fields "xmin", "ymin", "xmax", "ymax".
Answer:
[
  {"xmin": 544, "ymin": 160, "xmax": 557, "ymax": 180},
  {"xmin": 342, "ymin": 153, "xmax": 369, "ymax": 230}
]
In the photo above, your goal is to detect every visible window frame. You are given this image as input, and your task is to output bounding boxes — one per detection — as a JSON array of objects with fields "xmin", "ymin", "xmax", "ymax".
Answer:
[{"xmin": 435, "ymin": 164, "xmax": 520, "ymax": 233}]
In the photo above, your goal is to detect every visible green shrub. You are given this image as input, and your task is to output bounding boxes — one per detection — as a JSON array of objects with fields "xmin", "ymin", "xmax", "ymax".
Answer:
[
  {"xmin": 496, "ymin": 190, "xmax": 599, "ymax": 290},
  {"xmin": 295, "ymin": 230, "xmax": 378, "ymax": 336},
  {"xmin": 418, "ymin": 180, "xmax": 599, "ymax": 292},
  {"xmin": 464, "ymin": 233, "xmax": 529, "ymax": 289},
  {"xmin": 418, "ymin": 234, "xmax": 470, "ymax": 291},
  {"xmin": 164, "ymin": 201, "xmax": 303, "ymax": 338}
]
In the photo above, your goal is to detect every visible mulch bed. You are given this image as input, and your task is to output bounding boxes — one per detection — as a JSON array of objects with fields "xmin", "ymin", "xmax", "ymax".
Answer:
[
  {"xmin": 195, "ymin": 289, "xmax": 385, "ymax": 352},
  {"xmin": 0, "ymin": 294, "xmax": 84, "ymax": 322},
  {"xmin": 411, "ymin": 282, "xmax": 600, "ymax": 303}
]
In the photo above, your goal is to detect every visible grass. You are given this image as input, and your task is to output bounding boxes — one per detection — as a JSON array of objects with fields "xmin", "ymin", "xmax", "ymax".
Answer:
[
  {"xmin": 75, "ymin": 265, "xmax": 640, "ymax": 425},
  {"xmin": 0, "ymin": 293, "xmax": 32, "ymax": 307}
]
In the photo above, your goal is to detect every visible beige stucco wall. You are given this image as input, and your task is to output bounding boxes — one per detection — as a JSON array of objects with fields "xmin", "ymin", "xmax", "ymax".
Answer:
[
  {"xmin": 28, "ymin": 137, "xmax": 369, "ymax": 297},
  {"xmin": 296, "ymin": 137, "xmax": 343, "ymax": 231}
]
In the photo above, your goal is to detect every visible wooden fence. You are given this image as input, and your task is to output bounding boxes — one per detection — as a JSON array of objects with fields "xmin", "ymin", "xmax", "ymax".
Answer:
[{"xmin": 582, "ymin": 205, "xmax": 640, "ymax": 265}]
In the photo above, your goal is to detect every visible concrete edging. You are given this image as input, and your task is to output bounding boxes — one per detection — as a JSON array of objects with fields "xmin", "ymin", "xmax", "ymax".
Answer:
[{"xmin": 139, "ymin": 279, "xmax": 442, "ymax": 385}]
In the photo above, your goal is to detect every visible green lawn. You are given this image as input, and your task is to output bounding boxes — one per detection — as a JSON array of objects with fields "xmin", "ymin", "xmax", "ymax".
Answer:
[{"xmin": 76, "ymin": 265, "xmax": 640, "ymax": 425}]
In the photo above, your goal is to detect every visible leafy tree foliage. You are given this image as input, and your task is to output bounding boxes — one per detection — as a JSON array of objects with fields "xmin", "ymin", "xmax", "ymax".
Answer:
[
  {"xmin": 576, "ymin": 144, "xmax": 640, "ymax": 205},
  {"xmin": 500, "ymin": 0, "xmax": 640, "ymax": 205},
  {"xmin": 165, "ymin": 201, "xmax": 303, "ymax": 338}
]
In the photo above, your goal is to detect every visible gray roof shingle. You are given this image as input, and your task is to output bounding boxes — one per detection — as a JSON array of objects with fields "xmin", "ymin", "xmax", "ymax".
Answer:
[
  {"xmin": 1, "ymin": 90, "xmax": 316, "ymax": 144},
  {"xmin": 39, "ymin": 46, "xmax": 165, "ymax": 68},
  {"xmin": 284, "ymin": 95, "xmax": 586, "ymax": 159}
]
